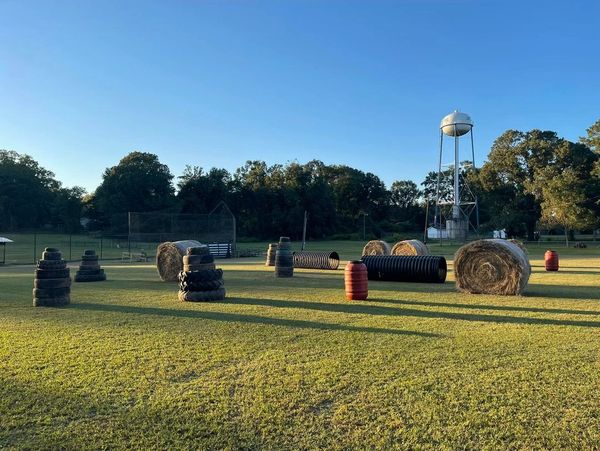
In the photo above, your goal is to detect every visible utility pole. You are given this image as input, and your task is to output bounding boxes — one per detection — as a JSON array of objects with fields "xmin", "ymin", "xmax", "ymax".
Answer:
[{"xmin": 301, "ymin": 210, "xmax": 308, "ymax": 251}]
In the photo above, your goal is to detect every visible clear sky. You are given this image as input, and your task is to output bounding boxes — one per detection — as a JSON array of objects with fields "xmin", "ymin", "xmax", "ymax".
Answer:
[{"xmin": 1, "ymin": 0, "xmax": 598, "ymax": 193}]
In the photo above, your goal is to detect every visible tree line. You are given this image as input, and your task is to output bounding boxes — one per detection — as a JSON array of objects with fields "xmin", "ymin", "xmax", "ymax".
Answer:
[{"xmin": 1, "ymin": 118, "xmax": 599, "ymax": 240}]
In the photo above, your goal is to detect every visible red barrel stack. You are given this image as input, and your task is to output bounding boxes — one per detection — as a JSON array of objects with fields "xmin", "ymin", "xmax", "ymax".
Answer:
[
  {"xmin": 544, "ymin": 250, "xmax": 559, "ymax": 271},
  {"xmin": 344, "ymin": 260, "xmax": 368, "ymax": 300}
]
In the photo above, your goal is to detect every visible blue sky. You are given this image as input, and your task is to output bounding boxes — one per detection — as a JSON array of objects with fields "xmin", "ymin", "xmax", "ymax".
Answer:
[{"xmin": 1, "ymin": 0, "xmax": 598, "ymax": 193}]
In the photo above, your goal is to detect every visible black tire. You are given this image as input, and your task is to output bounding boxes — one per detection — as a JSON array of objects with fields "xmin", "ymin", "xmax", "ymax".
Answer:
[
  {"xmin": 42, "ymin": 251, "xmax": 62, "ymax": 261},
  {"xmin": 183, "ymin": 263, "xmax": 216, "ymax": 272},
  {"xmin": 75, "ymin": 273, "xmax": 106, "ymax": 282},
  {"xmin": 183, "ymin": 254, "xmax": 214, "ymax": 265},
  {"xmin": 37, "ymin": 260, "xmax": 67, "ymax": 270},
  {"xmin": 75, "ymin": 269, "xmax": 104, "ymax": 277},
  {"xmin": 33, "ymin": 296, "xmax": 70, "ymax": 307},
  {"xmin": 81, "ymin": 255, "xmax": 99, "ymax": 262},
  {"xmin": 34, "ymin": 278, "xmax": 71, "ymax": 289},
  {"xmin": 178, "ymin": 269, "xmax": 223, "ymax": 283},
  {"xmin": 186, "ymin": 246, "xmax": 210, "ymax": 256},
  {"xmin": 33, "ymin": 287, "xmax": 70, "ymax": 298},
  {"xmin": 78, "ymin": 264, "xmax": 101, "ymax": 271},
  {"xmin": 35, "ymin": 268, "xmax": 70, "ymax": 279},
  {"xmin": 179, "ymin": 278, "xmax": 224, "ymax": 292},
  {"xmin": 84, "ymin": 249, "xmax": 96, "ymax": 256},
  {"xmin": 178, "ymin": 287, "xmax": 226, "ymax": 302}
]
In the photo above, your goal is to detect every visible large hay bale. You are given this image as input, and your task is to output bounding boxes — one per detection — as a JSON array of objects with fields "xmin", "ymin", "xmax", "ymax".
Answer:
[
  {"xmin": 362, "ymin": 240, "xmax": 391, "ymax": 256},
  {"xmin": 156, "ymin": 240, "xmax": 202, "ymax": 282},
  {"xmin": 454, "ymin": 239, "xmax": 530, "ymax": 295},
  {"xmin": 391, "ymin": 239, "xmax": 430, "ymax": 256}
]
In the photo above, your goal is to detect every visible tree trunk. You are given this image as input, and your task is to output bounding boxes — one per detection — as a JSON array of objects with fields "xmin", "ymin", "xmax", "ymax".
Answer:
[
  {"xmin": 526, "ymin": 221, "xmax": 536, "ymax": 242},
  {"xmin": 564, "ymin": 227, "xmax": 569, "ymax": 247}
]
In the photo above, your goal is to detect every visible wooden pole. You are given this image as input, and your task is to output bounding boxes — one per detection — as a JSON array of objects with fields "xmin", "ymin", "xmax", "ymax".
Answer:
[{"xmin": 301, "ymin": 210, "xmax": 308, "ymax": 251}]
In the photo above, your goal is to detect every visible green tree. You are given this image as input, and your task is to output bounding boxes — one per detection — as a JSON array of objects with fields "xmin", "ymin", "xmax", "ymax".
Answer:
[
  {"xmin": 0, "ymin": 150, "xmax": 83, "ymax": 231},
  {"xmin": 390, "ymin": 180, "xmax": 420, "ymax": 209},
  {"xmin": 475, "ymin": 130, "xmax": 599, "ymax": 239},
  {"xmin": 538, "ymin": 169, "xmax": 596, "ymax": 245},
  {"xmin": 93, "ymin": 151, "xmax": 175, "ymax": 231},
  {"xmin": 177, "ymin": 166, "xmax": 231, "ymax": 214},
  {"xmin": 580, "ymin": 118, "xmax": 600, "ymax": 154},
  {"xmin": 475, "ymin": 130, "xmax": 560, "ymax": 239}
]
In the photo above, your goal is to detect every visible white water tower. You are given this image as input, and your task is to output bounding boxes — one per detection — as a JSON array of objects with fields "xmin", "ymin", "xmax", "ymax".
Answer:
[{"xmin": 434, "ymin": 110, "xmax": 478, "ymax": 241}]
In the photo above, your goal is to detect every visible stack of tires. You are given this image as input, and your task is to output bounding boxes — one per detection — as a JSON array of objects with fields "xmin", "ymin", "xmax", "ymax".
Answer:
[
  {"xmin": 178, "ymin": 246, "xmax": 225, "ymax": 302},
  {"xmin": 265, "ymin": 243, "xmax": 278, "ymax": 266},
  {"xmin": 33, "ymin": 247, "xmax": 71, "ymax": 307},
  {"xmin": 74, "ymin": 250, "xmax": 106, "ymax": 282}
]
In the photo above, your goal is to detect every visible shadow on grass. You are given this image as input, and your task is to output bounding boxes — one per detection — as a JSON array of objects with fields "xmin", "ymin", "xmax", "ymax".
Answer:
[
  {"xmin": 375, "ymin": 298, "xmax": 600, "ymax": 317},
  {"xmin": 228, "ymin": 297, "xmax": 600, "ymax": 329},
  {"xmin": 72, "ymin": 302, "xmax": 439, "ymax": 337},
  {"xmin": 367, "ymin": 280, "xmax": 600, "ymax": 300},
  {"xmin": 525, "ymin": 284, "xmax": 600, "ymax": 300},
  {"xmin": 542, "ymin": 270, "xmax": 600, "ymax": 276}
]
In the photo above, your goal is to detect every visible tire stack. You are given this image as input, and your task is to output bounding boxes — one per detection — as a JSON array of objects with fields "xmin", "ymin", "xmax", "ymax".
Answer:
[
  {"xmin": 178, "ymin": 246, "xmax": 226, "ymax": 302},
  {"xmin": 265, "ymin": 243, "xmax": 278, "ymax": 266},
  {"xmin": 74, "ymin": 250, "xmax": 106, "ymax": 282},
  {"xmin": 33, "ymin": 247, "xmax": 71, "ymax": 307}
]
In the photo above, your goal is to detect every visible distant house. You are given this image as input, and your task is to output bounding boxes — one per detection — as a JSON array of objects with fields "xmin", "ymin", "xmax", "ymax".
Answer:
[
  {"xmin": 493, "ymin": 229, "xmax": 507, "ymax": 239},
  {"xmin": 427, "ymin": 227, "xmax": 448, "ymax": 239}
]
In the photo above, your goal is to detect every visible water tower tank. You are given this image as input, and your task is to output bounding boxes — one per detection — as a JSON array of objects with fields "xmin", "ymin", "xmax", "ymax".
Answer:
[{"xmin": 440, "ymin": 111, "xmax": 473, "ymax": 136}]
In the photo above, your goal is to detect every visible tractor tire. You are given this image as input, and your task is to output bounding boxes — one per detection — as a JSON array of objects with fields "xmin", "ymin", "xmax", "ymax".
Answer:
[
  {"xmin": 179, "ymin": 278, "xmax": 224, "ymax": 292},
  {"xmin": 33, "ymin": 295, "xmax": 70, "ymax": 307},
  {"xmin": 33, "ymin": 287, "xmax": 71, "ymax": 298},
  {"xmin": 178, "ymin": 287, "xmax": 226, "ymax": 302},
  {"xmin": 34, "ymin": 278, "xmax": 71, "ymax": 289},
  {"xmin": 178, "ymin": 269, "xmax": 223, "ymax": 283},
  {"xmin": 35, "ymin": 268, "xmax": 70, "ymax": 279}
]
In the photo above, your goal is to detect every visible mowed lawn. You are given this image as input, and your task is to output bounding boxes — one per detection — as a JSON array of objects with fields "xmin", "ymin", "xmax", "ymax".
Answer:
[{"xmin": 1, "ymin": 243, "xmax": 600, "ymax": 448}]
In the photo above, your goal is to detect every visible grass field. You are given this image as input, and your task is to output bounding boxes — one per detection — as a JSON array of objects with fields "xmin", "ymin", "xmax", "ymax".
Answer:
[{"xmin": 1, "ymin": 243, "xmax": 600, "ymax": 448}]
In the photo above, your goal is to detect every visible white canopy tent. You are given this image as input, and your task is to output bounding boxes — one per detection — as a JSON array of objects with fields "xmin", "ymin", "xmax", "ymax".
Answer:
[{"xmin": 0, "ymin": 237, "xmax": 14, "ymax": 264}]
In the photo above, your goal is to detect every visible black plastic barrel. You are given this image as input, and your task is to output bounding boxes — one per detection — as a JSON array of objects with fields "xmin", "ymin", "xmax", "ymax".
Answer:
[
  {"xmin": 293, "ymin": 251, "xmax": 340, "ymax": 270},
  {"xmin": 360, "ymin": 255, "xmax": 447, "ymax": 283},
  {"xmin": 275, "ymin": 237, "xmax": 293, "ymax": 277}
]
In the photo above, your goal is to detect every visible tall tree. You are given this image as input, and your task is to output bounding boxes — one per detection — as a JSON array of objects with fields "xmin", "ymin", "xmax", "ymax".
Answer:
[
  {"xmin": 538, "ymin": 169, "xmax": 596, "ymax": 245},
  {"xmin": 0, "ymin": 150, "xmax": 83, "ymax": 231},
  {"xmin": 177, "ymin": 166, "xmax": 231, "ymax": 214},
  {"xmin": 92, "ymin": 151, "xmax": 175, "ymax": 231},
  {"xmin": 475, "ymin": 130, "xmax": 599, "ymax": 239},
  {"xmin": 390, "ymin": 180, "xmax": 420, "ymax": 209},
  {"xmin": 580, "ymin": 118, "xmax": 600, "ymax": 154}
]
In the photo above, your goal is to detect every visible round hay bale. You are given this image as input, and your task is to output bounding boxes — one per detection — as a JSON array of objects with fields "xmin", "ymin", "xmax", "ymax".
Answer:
[
  {"xmin": 391, "ymin": 239, "xmax": 430, "ymax": 256},
  {"xmin": 156, "ymin": 240, "xmax": 202, "ymax": 282},
  {"xmin": 362, "ymin": 240, "xmax": 391, "ymax": 256},
  {"xmin": 454, "ymin": 239, "xmax": 531, "ymax": 295}
]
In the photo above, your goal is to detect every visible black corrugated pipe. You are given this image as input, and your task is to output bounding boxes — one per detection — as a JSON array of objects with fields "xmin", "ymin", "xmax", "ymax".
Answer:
[
  {"xmin": 361, "ymin": 255, "xmax": 447, "ymax": 283},
  {"xmin": 293, "ymin": 251, "xmax": 340, "ymax": 270}
]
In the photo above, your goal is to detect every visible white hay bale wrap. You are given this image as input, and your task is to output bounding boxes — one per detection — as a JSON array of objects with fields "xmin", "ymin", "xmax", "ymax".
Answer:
[
  {"xmin": 391, "ymin": 239, "xmax": 430, "ymax": 256},
  {"xmin": 362, "ymin": 240, "xmax": 391, "ymax": 256},
  {"xmin": 454, "ymin": 239, "xmax": 531, "ymax": 295},
  {"xmin": 156, "ymin": 240, "xmax": 202, "ymax": 282}
]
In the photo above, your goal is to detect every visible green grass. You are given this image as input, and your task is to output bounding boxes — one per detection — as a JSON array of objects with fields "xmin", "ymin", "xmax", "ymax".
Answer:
[{"xmin": 1, "ymin": 244, "xmax": 600, "ymax": 448}]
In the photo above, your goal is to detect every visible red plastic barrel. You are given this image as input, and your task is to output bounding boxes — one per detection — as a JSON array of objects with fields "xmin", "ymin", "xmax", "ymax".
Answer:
[
  {"xmin": 345, "ymin": 260, "xmax": 368, "ymax": 300},
  {"xmin": 545, "ymin": 250, "xmax": 559, "ymax": 271}
]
